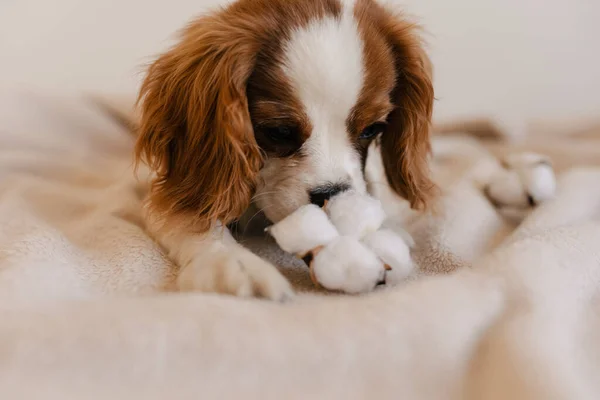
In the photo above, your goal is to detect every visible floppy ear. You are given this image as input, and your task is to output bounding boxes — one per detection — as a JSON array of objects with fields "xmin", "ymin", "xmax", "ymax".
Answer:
[
  {"xmin": 135, "ymin": 15, "xmax": 263, "ymax": 231},
  {"xmin": 379, "ymin": 13, "xmax": 436, "ymax": 210}
]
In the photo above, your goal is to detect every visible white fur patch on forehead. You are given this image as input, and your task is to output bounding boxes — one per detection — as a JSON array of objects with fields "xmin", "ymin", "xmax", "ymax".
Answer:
[{"xmin": 280, "ymin": 4, "xmax": 364, "ymax": 121}]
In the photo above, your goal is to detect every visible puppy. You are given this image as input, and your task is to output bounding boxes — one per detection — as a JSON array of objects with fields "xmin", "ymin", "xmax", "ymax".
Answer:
[{"xmin": 135, "ymin": 0, "xmax": 435, "ymax": 300}]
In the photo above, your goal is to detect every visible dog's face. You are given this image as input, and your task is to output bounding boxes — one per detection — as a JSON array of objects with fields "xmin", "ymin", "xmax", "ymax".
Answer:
[
  {"xmin": 135, "ymin": 0, "xmax": 435, "ymax": 230},
  {"xmin": 248, "ymin": 4, "xmax": 392, "ymax": 221}
]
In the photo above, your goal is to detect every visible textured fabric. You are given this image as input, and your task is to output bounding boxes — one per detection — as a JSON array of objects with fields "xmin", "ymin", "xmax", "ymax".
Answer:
[{"xmin": 1, "ymin": 87, "xmax": 600, "ymax": 399}]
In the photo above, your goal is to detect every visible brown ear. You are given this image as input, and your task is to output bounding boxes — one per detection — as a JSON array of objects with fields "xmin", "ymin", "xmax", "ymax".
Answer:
[
  {"xmin": 379, "ymin": 13, "xmax": 436, "ymax": 210},
  {"xmin": 135, "ymin": 14, "xmax": 263, "ymax": 231}
]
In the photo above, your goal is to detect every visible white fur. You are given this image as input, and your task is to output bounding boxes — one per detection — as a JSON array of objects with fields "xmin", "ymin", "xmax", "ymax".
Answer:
[
  {"xmin": 485, "ymin": 152, "xmax": 557, "ymax": 222},
  {"xmin": 256, "ymin": 7, "xmax": 368, "ymax": 223},
  {"xmin": 283, "ymin": 11, "xmax": 366, "ymax": 190}
]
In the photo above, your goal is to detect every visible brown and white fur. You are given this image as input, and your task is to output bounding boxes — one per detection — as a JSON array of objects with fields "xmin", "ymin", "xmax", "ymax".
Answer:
[{"xmin": 134, "ymin": 0, "xmax": 435, "ymax": 300}]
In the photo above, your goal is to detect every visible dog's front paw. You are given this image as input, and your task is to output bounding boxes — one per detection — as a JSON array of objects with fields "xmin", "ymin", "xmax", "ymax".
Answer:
[
  {"xmin": 484, "ymin": 152, "xmax": 556, "ymax": 221},
  {"xmin": 177, "ymin": 246, "xmax": 294, "ymax": 302}
]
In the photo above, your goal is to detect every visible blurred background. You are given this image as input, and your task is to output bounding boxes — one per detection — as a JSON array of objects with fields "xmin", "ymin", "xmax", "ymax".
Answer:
[{"xmin": 1, "ymin": 0, "xmax": 599, "ymax": 124}]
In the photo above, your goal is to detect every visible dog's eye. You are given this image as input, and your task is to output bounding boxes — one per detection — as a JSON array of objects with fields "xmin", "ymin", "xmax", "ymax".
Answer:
[
  {"xmin": 264, "ymin": 126, "xmax": 295, "ymax": 142},
  {"xmin": 255, "ymin": 124, "xmax": 303, "ymax": 158},
  {"xmin": 359, "ymin": 123, "xmax": 386, "ymax": 140}
]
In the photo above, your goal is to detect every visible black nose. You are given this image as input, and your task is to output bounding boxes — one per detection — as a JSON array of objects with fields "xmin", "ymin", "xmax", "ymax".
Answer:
[{"xmin": 309, "ymin": 183, "xmax": 350, "ymax": 207}]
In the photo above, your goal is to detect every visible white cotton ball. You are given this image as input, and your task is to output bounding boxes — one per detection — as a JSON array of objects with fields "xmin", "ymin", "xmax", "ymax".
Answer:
[
  {"xmin": 362, "ymin": 229, "xmax": 414, "ymax": 283},
  {"xmin": 519, "ymin": 163, "xmax": 556, "ymax": 204},
  {"xmin": 267, "ymin": 204, "xmax": 338, "ymax": 255},
  {"xmin": 325, "ymin": 191, "xmax": 386, "ymax": 239},
  {"xmin": 485, "ymin": 170, "xmax": 528, "ymax": 207},
  {"xmin": 311, "ymin": 237, "xmax": 385, "ymax": 294}
]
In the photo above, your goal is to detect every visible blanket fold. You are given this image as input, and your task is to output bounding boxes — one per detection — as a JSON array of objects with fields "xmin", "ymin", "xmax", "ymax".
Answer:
[{"xmin": 1, "ymin": 87, "xmax": 600, "ymax": 399}]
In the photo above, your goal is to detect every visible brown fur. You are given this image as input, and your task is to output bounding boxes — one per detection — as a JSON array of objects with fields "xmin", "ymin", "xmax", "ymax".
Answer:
[
  {"xmin": 356, "ymin": 0, "xmax": 436, "ymax": 210},
  {"xmin": 135, "ymin": 0, "xmax": 340, "ymax": 231},
  {"xmin": 135, "ymin": 16, "xmax": 262, "ymax": 232}
]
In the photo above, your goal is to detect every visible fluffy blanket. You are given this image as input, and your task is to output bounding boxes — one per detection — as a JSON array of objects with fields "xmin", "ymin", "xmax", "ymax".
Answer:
[{"xmin": 1, "ymin": 87, "xmax": 600, "ymax": 399}]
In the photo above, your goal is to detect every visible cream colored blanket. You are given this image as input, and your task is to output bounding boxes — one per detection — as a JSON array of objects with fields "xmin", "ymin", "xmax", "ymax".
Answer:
[{"xmin": 1, "ymin": 87, "xmax": 600, "ymax": 399}]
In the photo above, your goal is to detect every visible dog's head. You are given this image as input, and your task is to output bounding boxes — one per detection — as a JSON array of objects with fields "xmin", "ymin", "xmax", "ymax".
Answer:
[{"xmin": 135, "ymin": 0, "xmax": 435, "ymax": 230}]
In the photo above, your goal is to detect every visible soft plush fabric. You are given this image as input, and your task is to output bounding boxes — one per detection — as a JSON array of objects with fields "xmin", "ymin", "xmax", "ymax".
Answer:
[{"xmin": 1, "ymin": 86, "xmax": 600, "ymax": 399}]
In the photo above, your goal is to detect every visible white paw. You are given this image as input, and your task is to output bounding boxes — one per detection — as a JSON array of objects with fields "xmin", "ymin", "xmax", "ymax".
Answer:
[
  {"xmin": 484, "ymin": 152, "xmax": 556, "ymax": 220},
  {"xmin": 177, "ymin": 246, "xmax": 294, "ymax": 302}
]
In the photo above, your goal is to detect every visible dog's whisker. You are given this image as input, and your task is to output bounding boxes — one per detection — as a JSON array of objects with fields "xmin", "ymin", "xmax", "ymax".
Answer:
[{"xmin": 240, "ymin": 203, "xmax": 280, "ymax": 236}]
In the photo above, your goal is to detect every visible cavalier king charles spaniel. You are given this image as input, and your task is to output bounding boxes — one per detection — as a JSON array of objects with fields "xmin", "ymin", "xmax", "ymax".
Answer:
[{"xmin": 135, "ymin": 0, "xmax": 435, "ymax": 300}]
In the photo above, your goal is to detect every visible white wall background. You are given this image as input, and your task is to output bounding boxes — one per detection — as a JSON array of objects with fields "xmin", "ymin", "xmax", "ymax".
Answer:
[{"xmin": 1, "ymin": 0, "xmax": 599, "ymax": 122}]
